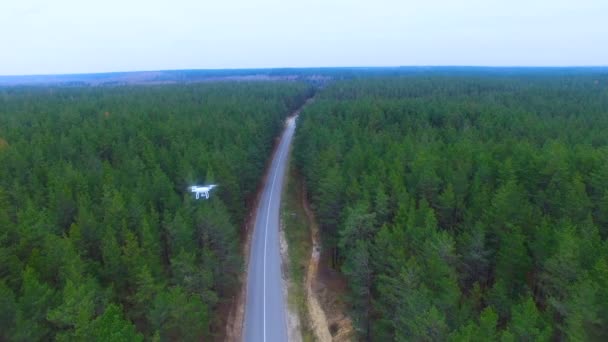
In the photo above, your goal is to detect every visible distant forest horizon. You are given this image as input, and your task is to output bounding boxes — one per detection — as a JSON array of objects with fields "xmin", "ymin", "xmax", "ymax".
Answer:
[{"xmin": 2, "ymin": 66, "xmax": 608, "ymax": 86}]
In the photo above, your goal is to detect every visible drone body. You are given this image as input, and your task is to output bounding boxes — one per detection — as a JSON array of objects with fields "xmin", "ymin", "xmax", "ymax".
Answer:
[{"xmin": 190, "ymin": 184, "xmax": 218, "ymax": 200}]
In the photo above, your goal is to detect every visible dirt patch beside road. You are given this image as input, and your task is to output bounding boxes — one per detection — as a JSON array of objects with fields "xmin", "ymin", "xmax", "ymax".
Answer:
[
  {"xmin": 300, "ymin": 182, "xmax": 354, "ymax": 342},
  {"xmin": 306, "ymin": 231, "xmax": 332, "ymax": 342},
  {"xmin": 280, "ymin": 221, "xmax": 303, "ymax": 342}
]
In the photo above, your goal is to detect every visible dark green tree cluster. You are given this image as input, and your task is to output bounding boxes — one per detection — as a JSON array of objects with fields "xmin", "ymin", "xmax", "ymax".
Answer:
[
  {"xmin": 0, "ymin": 82, "xmax": 311, "ymax": 340},
  {"xmin": 294, "ymin": 74, "xmax": 608, "ymax": 340}
]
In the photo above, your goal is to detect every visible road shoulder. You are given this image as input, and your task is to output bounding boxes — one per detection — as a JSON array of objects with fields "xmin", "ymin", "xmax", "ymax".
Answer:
[{"xmin": 283, "ymin": 165, "xmax": 355, "ymax": 342}]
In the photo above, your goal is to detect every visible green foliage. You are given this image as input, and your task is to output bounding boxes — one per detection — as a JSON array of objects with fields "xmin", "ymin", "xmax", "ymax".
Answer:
[
  {"xmin": 12, "ymin": 267, "xmax": 57, "ymax": 341},
  {"xmin": 0, "ymin": 281, "xmax": 17, "ymax": 340},
  {"xmin": 84, "ymin": 303, "xmax": 143, "ymax": 342},
  {"xmin": 149, "ymin": 286, "xmax": 209, "ymax": 341},
  {"xmin": 0, "ymin": 82, "xmax": 311, "ymax": 339},
  {"xmin": 506, "ymin": 297, "xmax": 552, "ymax": 341},
  {"xmin": 47, "ymin": 278, "xmax": 97, "ymax": 332},
  {"xmin": 450, "ymin": 307, "xmax": 500, "ymax": 342},
  {"xmin": 294, "ymin": 73, "xmax": 608, "ymax": 340}
]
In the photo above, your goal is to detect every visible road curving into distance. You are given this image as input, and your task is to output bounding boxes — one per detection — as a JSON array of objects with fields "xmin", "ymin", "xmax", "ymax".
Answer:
[{"xmin": 243, "ymin": 101, "xmax": 309, "ymax": 342}]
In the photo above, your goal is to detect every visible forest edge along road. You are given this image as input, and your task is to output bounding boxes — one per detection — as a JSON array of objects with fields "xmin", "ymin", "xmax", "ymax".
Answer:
[{"xmin": 243, "ymin": 99, "xmax": 313, "ymax": 342}]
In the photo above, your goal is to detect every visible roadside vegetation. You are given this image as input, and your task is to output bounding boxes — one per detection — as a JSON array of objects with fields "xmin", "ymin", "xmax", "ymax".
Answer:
[
  {"xmin": 282, "ymin": 167, "xmax": 314, "ymax": 341},
  {"xmin": 294, "ymin": 73, "xmax": 608, "ymax": 340},
  {"xmin": 0, "ymin": 82, "xmax": 312, "ymax": 340}
]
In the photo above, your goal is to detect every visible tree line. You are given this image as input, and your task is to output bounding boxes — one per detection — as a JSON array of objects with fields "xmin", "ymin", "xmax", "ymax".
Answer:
[
  {"xmin": 0, "ymin": 82, "xmax": 312, "ymax": 340},
  {"xmin": 294, "ymin": 74, "xmax": 608, "ymax": 340}
]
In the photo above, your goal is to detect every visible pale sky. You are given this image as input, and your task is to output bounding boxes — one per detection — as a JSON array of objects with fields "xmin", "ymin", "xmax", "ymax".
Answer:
[{"xmin": 1, "ymin": 0, "xmax": 607, "ymax": 75}]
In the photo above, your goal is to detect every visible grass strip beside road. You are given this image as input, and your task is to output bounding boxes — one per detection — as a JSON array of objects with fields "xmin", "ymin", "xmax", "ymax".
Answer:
[{"xmin": 282, "ymin": 166, "xmax": 315, "ymax": 341}]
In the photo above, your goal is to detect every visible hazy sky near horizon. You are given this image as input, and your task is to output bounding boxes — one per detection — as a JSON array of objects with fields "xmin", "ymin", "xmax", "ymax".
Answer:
[{"xmin": 1, "ymin": 0, "xmax": 607, "ymax": 75}]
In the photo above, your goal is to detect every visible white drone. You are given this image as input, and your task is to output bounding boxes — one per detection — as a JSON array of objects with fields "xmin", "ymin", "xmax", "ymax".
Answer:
[{"xmin": 190, "ymin": 184, "xmax": 218, "ymax": 200}]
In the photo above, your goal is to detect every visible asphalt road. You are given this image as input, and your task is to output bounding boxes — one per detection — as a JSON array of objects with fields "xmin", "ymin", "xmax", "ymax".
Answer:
[{"xmin": 243, "ymin": 114, "xmax": 298, "ymax": 342}]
